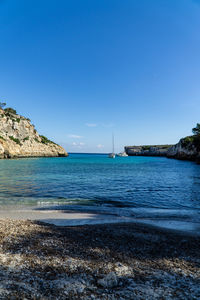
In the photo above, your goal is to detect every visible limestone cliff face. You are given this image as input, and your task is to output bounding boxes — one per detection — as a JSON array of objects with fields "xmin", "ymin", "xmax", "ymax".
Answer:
[
  {"xmin": 124, "ymin": 135, "xmax": 200, "ymax": 163},
  {"xmin": 125, "ymin": 145, "xmax": 172, "ymax": 157},
  {"xmin": 167, "ymin": 138, "xmax": 200, "ymax": 162},
  {"xmin": 0, "ymin": 108, "xmax": 68, "ymax": 158}
]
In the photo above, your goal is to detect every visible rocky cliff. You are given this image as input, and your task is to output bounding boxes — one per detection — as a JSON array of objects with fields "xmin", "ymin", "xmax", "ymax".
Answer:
[
  {"xmin": 125, "ymin": 138, "xmax": 200, "ymax": 163},
  {"xmin": 167, "ymin": 136, "xmax": 200, "ymax": 162},
  {"xmin": 0, "ymin": 107, "xmax": 68, "ymax": 158},
  {"xmin": 125, "ymin": 145, "xmax": 172, "ymax": 157}
]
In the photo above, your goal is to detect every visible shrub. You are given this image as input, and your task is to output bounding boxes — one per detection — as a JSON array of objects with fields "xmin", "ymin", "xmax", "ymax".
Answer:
[
  {"xmin": 0, "ymin": 102, "xmax": 6, "ymax": 109},
  {"xmin": 23, "ymin": 136, "xmax": 29, "ymax": 142},
  {"xmin": 9, "ymin": 136, "xmax": 21, "ymax": 145},
  {"xmin": 181, "ymin": 136, "xmax": 194, "ymax": 147},
  {"xmin": 141, "ymin": 145, "xmax": 172, "ymax": 151},
  {"xmin": 181, "ymin": 135, "xmax": 200, "ymax": 151},
  {"xmin": 4, "ymin": 107, "xmax": 17, "ymax": 115},
  {"xmin": 40, "ymin": 135, "xmax": 55, "ymax": 145},
  {"xmin": 181, "ymin": 124, "xmax": 200, "ymax": 151},
  {"xmin": 192, "ymin": 123, "xmax": 200, "ymax": 136},
  {"xmin": 142, "ymin": 146, "xmax": 151, "ymax": 151},
  {"xmin": 161, "ymin": 145, "xmax": 172, "ymax": 149}
]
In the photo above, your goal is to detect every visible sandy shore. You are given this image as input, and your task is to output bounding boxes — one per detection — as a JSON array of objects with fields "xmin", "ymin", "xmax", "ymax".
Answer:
[
  {"xmin": 0, "ymin": 205, "xmax": 200, "ymax": 235},
  {"xmin": 0, "ymin": 219, "xmax": 199, "ymax": 299},
  {"xmin": 0, "ymin": 206, "xmax": 134, "ymax": 226}
]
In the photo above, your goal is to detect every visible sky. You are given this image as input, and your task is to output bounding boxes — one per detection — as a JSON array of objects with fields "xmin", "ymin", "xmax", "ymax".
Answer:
[{"xmin": 0, "ymin": 0, "xmax": 200, "ymax": 153}]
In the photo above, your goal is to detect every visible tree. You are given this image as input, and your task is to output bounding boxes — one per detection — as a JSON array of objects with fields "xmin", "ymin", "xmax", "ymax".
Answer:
[
  {"xmin": 0, "ymin": 102, "xmax": 6, "ymax": 109},
  {"xmin": 4, "ymin": 107, "xmax": 17, "ymax": 115},
  {"xmin": 192, "ymin": 123, "xmax": 200, "ymax": 136}
]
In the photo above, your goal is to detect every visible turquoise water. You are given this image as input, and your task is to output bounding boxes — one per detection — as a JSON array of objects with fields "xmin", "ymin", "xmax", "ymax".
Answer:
[{"xmin": 0, "ymin": 153, "xmax": 200, "ymax": 223}]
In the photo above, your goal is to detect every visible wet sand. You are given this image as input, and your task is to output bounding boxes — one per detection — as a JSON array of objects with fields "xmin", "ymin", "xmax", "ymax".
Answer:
[
  {"xmin": 0, "ymin": 206, "xmax": 134, "ymax": 226},
  {"xmin": 0, "ymin": 205, "xmax": 200, "ymax": 235}
]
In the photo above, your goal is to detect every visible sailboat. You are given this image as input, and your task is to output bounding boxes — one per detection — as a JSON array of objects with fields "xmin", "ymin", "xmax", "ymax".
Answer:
[{"xmin": 108, "ymin": 134, "xmax": 115, "ymax": 158}]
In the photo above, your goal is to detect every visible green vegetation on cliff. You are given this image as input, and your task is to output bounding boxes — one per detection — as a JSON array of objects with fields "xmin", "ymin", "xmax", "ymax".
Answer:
[
  {"xmin": 40, "ymin": 135, "xmax": 57, "ymax": 145},
  {"xmin": 142, "ymin": 145, "xmax": 172, "ymax": 151},
  {"xmin": 0, "ymin": 103, "xmax": 68, "ymax": 158},
  {"xmin": 181, "ymin": 123, "xmax": 200, "ymax": 151},
  {"xmin": 5, "ymin": 107, "xmax": 17, "ymax": 115},
  {"xmin": 9, "ymin": 136, "xmax": 21, "ymax": 145},
  {"xmin": 192, "ymin": 123, "xmax": 200, "ymax": 135}
]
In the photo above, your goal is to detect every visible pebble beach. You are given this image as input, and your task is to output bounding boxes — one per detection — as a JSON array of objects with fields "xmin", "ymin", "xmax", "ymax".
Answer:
[{"xmin": 0, "ymin": 219, "xmax": 199, "ymax": 299}]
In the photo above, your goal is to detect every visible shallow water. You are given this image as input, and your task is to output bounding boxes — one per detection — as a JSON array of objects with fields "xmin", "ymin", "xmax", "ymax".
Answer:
[{"xmin": 0, "ymin": 153, "xmax": 200, "ymax": 227}]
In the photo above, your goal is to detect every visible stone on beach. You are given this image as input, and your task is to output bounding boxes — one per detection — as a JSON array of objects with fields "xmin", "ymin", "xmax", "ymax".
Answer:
[
  {"xmin": 97, "ymin": 272, "xmax": 118, "ymax": 288},
  {"xmin": 0, "ymin": 219, "xmax": 199, "ymax": 299}
]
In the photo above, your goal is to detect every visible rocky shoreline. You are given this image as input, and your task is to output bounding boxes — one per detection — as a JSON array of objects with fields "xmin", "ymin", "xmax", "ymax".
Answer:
[
  {"xmin": 125, "ymin": 145, "xmax": 171, "ymax": 157},
  {"xmin": 125, "ymin": 138, "xmax": 200, "ymax": 163},
  {"xmin": 124, "ymin": 125, "xmax": 200, "ymax": 163},
  {"xmin": 0, "ymin": 219, "xmax": 199, "ymax": 299}
]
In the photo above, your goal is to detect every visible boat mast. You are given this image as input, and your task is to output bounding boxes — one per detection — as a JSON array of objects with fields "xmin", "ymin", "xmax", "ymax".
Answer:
[{"xmin": 112, "ymin": 133, "xmax": 114, "ymax": 154}]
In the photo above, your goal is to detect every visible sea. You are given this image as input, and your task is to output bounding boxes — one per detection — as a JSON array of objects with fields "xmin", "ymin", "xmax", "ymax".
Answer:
[{"xmin": 0, "ymin": 153, "xmax": 200, "ymax": 231}]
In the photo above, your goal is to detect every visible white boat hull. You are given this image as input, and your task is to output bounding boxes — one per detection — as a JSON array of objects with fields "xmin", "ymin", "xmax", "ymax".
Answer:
[{"xmin": 116, "ymin": 152, "xmax": 128, "ymax": 157}]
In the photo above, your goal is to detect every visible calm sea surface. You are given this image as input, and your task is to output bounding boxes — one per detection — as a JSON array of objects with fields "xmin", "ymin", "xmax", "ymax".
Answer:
[{"xmin": 0, "ymin": 153, "xmax": 200, "ymax": 224}]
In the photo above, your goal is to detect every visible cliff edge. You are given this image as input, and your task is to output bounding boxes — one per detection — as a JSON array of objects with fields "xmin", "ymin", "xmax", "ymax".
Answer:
[
  {"xmin": 167, "ymin": 136, "xmax": 200, "ymax": 162},
  {"xmin": 125, "ymin": 124, "xmax": 200, "ymax": 163},
  {"xmin": 0, "ymin": 107, "xmax": 68, "ymax": 158},
  {"xmin": 125, "ymin": 145, "xmax": 172, "ymax": 156}
]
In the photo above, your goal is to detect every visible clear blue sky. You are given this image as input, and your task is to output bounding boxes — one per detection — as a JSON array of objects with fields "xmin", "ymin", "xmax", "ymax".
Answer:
[{"xmin": 0, "ymin": 0, "xmax": 200, "ymax": 153}]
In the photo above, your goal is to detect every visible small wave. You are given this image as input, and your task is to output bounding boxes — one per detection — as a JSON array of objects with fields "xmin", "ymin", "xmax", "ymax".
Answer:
[{"xmin": 34, "ymin": 202, "xmax": 200, "ymax": 224}]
